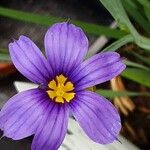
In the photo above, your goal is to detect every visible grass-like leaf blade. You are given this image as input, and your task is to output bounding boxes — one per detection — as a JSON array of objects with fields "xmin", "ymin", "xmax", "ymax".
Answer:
[
  {"xmin": 121, "ymin": 68, "xmax": 150, "ymax": 88},
  {"xmin": 96, "ymin": 89, "xmax": 150, "ymax": 99},
  {"xmin": 0, "ymin": 7, "xmax": 126, "ymax": 39}
]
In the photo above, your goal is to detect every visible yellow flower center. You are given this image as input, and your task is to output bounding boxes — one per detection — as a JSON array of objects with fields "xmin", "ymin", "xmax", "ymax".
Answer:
[{"xmin": 47, "ymin": 74, "xmax": 75, "ymax": 103}]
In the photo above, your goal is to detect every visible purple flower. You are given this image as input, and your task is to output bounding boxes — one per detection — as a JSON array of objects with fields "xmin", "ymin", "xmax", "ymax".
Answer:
[{"xmin": 0, "ymin": 22, "xmax": 125, "ymax": 150}]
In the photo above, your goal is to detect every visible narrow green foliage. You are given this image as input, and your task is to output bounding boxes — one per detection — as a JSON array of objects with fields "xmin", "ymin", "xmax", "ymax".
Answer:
[
  {"xmin": 124, "ymin": 60, "xmax": 150, "ymax": 71},
  {"xmin": 99, "ymin": 0, "xmax": 150, "ymax": 51},
  {"xmin": 137, "ymin": 0, "xmax": 150, "ymax": 9},
  {"xmin": 121, "ymin": 68, "xmax": 150, "ymax": 88},
  {"xmin": 122, "ymin": 0, "xmax": 150, "ymax": 34},
  {"xmin": 0, "ymin": 7, "xmax": 126, "ymax": 39},
  {"xmin": 0, "ymin": 53, "xmax": 10, "ymax": 61},
  {"xmin": 102, "ymin": 34, "xmax": 134, "ymax": 52},
  {"xmin": 144, "ymin": 7, "xmax": 150, "ymax": 22},
  {"xmin": 131, "ymin": 51, "xmax": 150, "ymax": 66},
  {"xmin": 96, "ymin": 89, "xmax": 150, "ymax": 99}
]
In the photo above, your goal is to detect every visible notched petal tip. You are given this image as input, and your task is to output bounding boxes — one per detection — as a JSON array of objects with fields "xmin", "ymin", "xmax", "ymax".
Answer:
[
  {"xmin": 8, "ymin": 35, "xmax": 29, "ymax": 52},
  {"xmin": 70, "ymin": 51, "xmax": 126, "ymax": 90},
  {"xmin": 19, "ymin": 35, "xmax": 28, "ymax": 40},
  {"xmin": 8, "ymin": 35, "xmax": 28, "ymax": 45},
  {"xmin": 8, "ymin": 34, "xmax": 53, "ymax": 84},
  {"xmin": 9, "ymin": 38, "xmax": 16, "ymax": 44},
  {"xmin": 44, "ymin": 22, "xmax": 89, "ymax": 75}
]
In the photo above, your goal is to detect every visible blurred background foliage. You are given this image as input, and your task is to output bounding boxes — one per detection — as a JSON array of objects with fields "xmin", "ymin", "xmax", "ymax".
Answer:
[{"xmin": 0, "ymin": 0, "xmax": 150, "ymax": 149}]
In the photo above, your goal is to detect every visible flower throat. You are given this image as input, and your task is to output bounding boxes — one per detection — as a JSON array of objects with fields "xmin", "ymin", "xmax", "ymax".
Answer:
[{"xmin": 47, "ymin": 74, "xmax": 75, "ymax": 103}]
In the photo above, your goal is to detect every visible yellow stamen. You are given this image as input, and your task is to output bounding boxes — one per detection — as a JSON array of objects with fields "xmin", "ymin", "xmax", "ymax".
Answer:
[
  {"xmin": 56, "ymin": 75, "xmax": 67, "ymax": 84},
  {"xmin": 63, "ymin": 82, "xmax": 74, "ymax": 92},
  {"xmin": 48, "ymin": 80, "xmax": 57, "ymax": 90},
  {"xmin": 47, "ymin": 74, "xmax": 75, "ymax": 103},
  {"xmin": 63, "ymin": 93, "xmax": 75, "ymax": 102},
  {"xmin": 55, "ymin": 96, "xmax": 64, "ymax": 103}
]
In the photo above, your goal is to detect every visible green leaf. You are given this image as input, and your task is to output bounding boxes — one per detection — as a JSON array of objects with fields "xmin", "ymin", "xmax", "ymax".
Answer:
[
  {"xmin": 144, "ymin": 7, "xmax": 150, "ymax": 22},
  {"xmin": 102, "ymin": 34, "xmax": 134, "ymax": 52},
  {"xmin": 121, "ymin": 68, "xmax": 150, "ymax": 88},
  {"xmin": 99, "ymin": 0, "xmax": 150, "ymax": 51},
  {"xmin": 0, "ymin": 7, "xmax": 126, "ymax": 39},
  {"xmin": 124, "ymin": 0, "xmax": 138, "ymax": 9},
  {"xmin": 136, "ymin": 36, "xmax": 150, "ymax": 51},
  {"xmin": 0, "ymin": 53, "xmax": 10, "ymax": 61},
  {"xmin": 96, "ymin": 89, "xmax": 150, "ymax": 99},
  {"xmin": 122, "ymin": 0, "xmax": 150, "ymax": 34},
  {"xmin": 137, "ymin": 0, "xmax": 150, "ymax": 9},
  {"xmin": 99, "ymin": 0, "xmax": 138, "ymax": 36},
  {"xmin": 130, "ymin": 51, "xmax": 150, "ymax": 66},
  {"xmin": 124, "ymin": 60, "xmax": 150, "ymax": 71},
  {"xmin": 0, "ymin": 48, "xmax": 8, "ymax": 53}
]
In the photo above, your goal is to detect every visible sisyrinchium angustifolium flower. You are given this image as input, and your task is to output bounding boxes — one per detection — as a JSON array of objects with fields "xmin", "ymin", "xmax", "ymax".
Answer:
[{"xmin": 0, "ymin": 22, "xmax": 126, "ymax": 150}]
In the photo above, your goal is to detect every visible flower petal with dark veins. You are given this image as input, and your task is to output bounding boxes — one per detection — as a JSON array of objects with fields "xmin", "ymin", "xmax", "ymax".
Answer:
[
  {"xmin": 69, "ymin": 90, "xmax": 121, "ymax": 144},
  {"xmin": 32, "ymin": 103, "xmax": 69, "ymax": 150},
  {"xmin": 69, "ymin": 52, "xmax": 125, "ymax": 91},
  {"xmin": 0, "ymin": 89, "xmax": 50, "ymax": 140},
  {"xmin": 9, "ymin": 36, "xmax": 54, "ymax": 84},
  {"xmin": 44, "ymin": 22, "xmax": 88, "ymax": 75}
]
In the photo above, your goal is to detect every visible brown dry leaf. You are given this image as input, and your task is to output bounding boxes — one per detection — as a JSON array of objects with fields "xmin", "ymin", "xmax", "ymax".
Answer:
[
  {"xmin": 0, "ymin": 62, "xmax": 16, "ymax": 77},
  {"xmin": 124, "ymin": 121, "xmax": 137, "ymax": 141},
  {"xmin": 139, "ymin": 128, "xmax": 148, "ymax": 143},
  {"xmin": 114, "ymin": 97, "xmax": 128, "ymax": 116},
  {"xmin": 138, "ymin": 107, "xmax": 150, "ymax": 114},
  {"xmin": 111, "ymin": 76, "xmax": 135, "ymax": 116}
]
